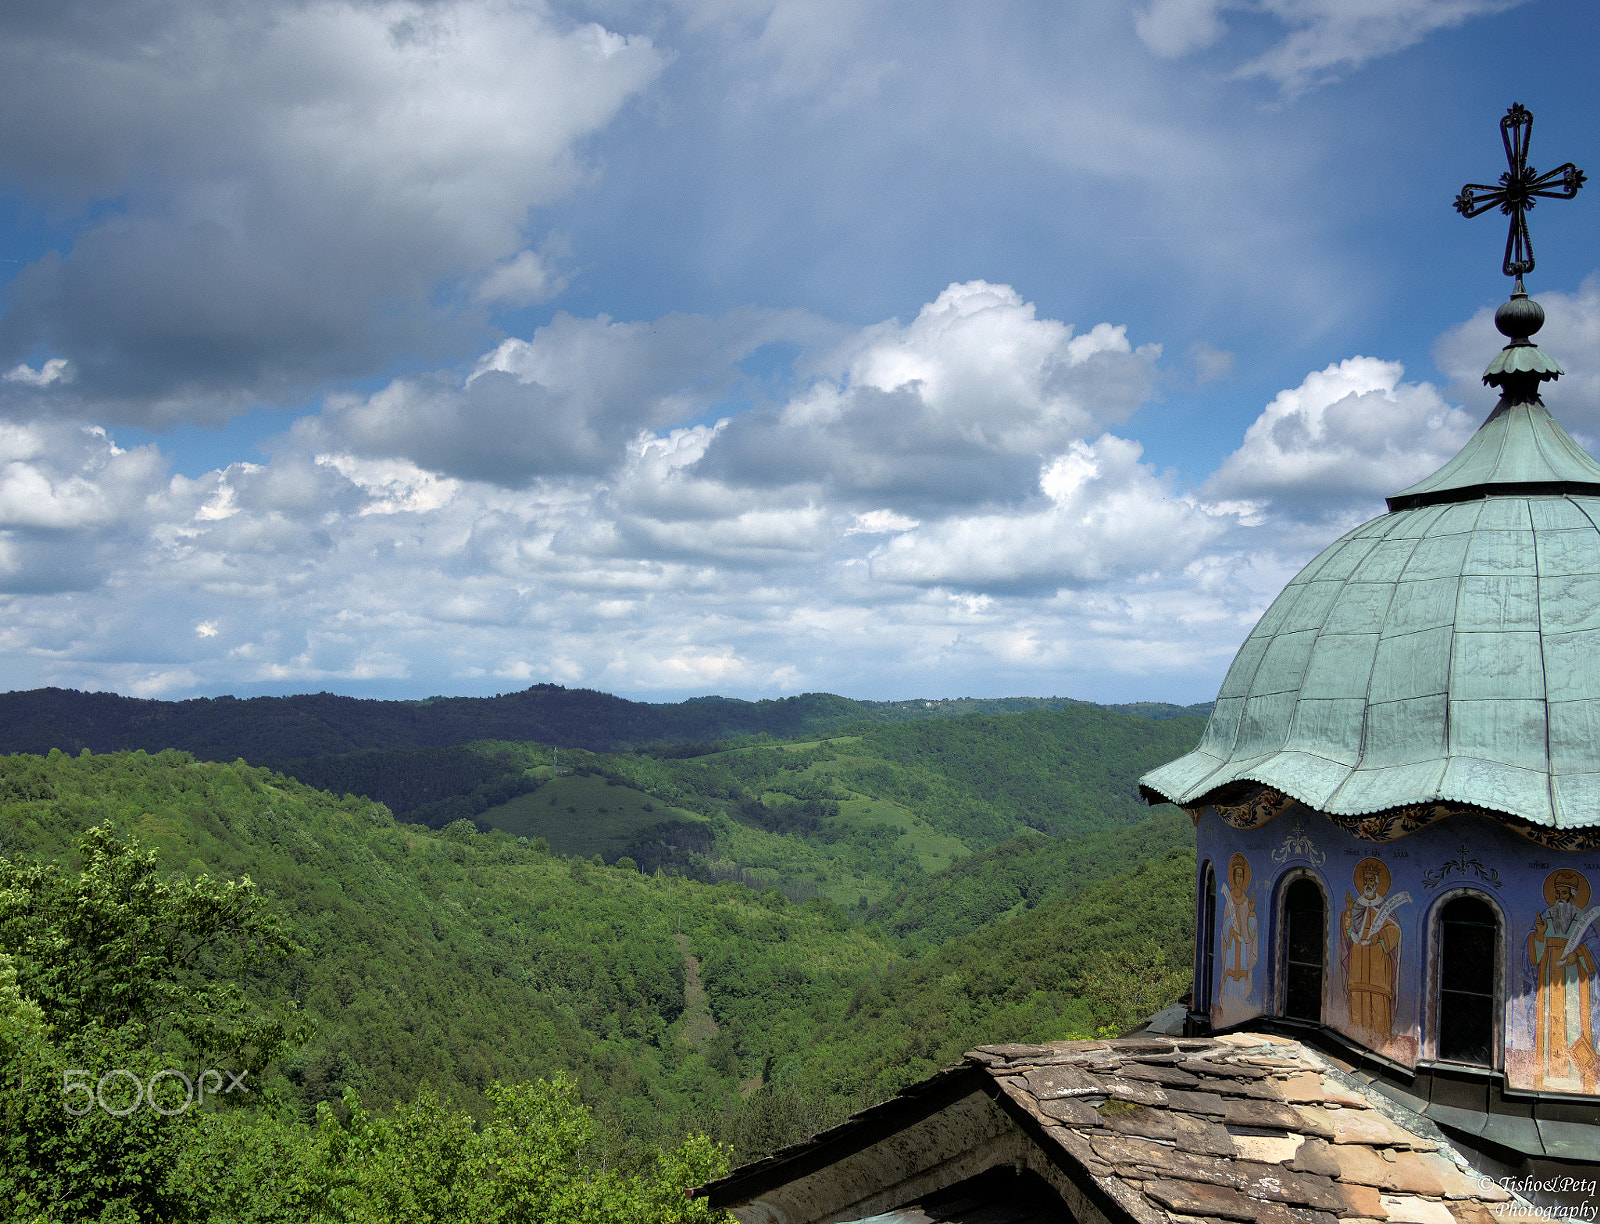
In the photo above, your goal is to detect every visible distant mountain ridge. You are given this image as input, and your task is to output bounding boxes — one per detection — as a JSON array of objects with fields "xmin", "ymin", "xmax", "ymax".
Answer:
[{"xmin": 0, "ymin": 685, "xmax": 1211, "ymax": 765}]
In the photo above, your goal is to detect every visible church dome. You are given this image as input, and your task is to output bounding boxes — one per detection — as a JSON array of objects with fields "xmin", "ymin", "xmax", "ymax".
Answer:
[{"xmin": 1141, "ymin": 335, "xmax": 1600, "ymax": 832}]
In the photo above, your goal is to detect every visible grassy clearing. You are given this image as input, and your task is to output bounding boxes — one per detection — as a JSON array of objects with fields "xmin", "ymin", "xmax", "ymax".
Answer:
[
  {"xmin": 697, "ymin": 735, "xmax": 862, "ymax": 760},
  {"xmin": 476, "ymin": 773, "xmax": 704, "ymax": 857},
  {"xmin": 833, "ymin": 794, "xmax": 968, "ymax": 874}
]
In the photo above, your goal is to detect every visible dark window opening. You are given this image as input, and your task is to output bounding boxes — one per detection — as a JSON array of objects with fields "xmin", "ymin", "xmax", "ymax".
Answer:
[
  {"xmin": 1198, "ymin": 865, "xmax": 1217, "ymax": 1014},
  {"xmin": 1439, "ymin": 896, "xmax": 1497, "ymax": 1065},
  {"xmin": 1283, "ymin": 878, "xmax": 1325, "ymax": 1022}
]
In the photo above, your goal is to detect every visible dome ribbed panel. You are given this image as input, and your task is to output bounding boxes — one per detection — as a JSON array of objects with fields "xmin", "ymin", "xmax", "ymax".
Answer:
[{"xmin": 1141, "ymin": 494, "xmax": 1600, "ymax": 829}]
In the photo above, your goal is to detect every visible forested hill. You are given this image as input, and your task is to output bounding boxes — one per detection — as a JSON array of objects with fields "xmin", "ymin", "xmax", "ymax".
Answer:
[
  {"xmin": 0, "ymin": 748, "xmax": 1194, "ymax": 1160},
  {"xmin": 0, "ymin": 686, "xmax": 857, "ymax": 760},
  {"xmin": 0, "ymin": 685, "xmax": 1210, "ymax": 763}
]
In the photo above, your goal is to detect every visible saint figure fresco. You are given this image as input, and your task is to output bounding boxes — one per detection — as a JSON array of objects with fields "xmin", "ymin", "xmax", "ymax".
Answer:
[
  {"xmin": 1340, "ymin": 858, "xmax": 1408, "ymax": 1048},
  {"xmin": 1218, "ymin": 853, "xmax": 1257, "ymax": 1022},
  {"xmin": 1529, "ymin": 868, "xmax": 1600, "ymax": 1093}
]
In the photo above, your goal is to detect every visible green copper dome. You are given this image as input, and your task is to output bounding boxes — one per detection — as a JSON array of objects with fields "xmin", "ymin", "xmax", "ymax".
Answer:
[{"xmin": 1142, "ymin": 343, "xmax": 1600, "ymax": 831}]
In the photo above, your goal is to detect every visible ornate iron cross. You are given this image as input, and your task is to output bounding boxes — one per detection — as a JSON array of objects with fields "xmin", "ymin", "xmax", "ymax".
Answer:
[{"xmin": 1454, "ymin": 103, "xmax": 1585, "ymax": 286}]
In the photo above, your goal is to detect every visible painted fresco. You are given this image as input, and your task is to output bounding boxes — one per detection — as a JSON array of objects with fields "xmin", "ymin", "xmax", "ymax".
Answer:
[
  {"xmin": 1216, "ymin": 852, "xmax": 1259, "ymax": 1027},
  {"xmin": 1522, "ymin": 868, "xmax": 1599, "ymax": 1093},
  {"xmin": 1339, "ymin": 858, "xmax": 1411, "ymax": 1053},
  {"xmin": 1196, "ymin": 804, "xmax": 1600, "ymax": 1095}
]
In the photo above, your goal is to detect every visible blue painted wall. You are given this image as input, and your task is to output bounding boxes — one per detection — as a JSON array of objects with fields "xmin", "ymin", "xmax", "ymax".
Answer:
[{"xmin": 1195, "ymin": 805, "xmax": 1600, "ymax": 1095}]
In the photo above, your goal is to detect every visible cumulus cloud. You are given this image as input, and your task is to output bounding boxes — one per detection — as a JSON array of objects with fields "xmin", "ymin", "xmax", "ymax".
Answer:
[
  {"xmin": 477, "ymin": 248, "xmax": 571, "ymax": 307},
  {"xmin": 0, "ymin": 281, "xmax": 1252, "ymax": 699},
  {"xmin": 0, "ymin": 0, "xmax": 663, "ymax": 424},
  {"xmin": 0, "ymin": 282, "xmax": 1543, "ymax": 705},
  {"xmin": 0, "ymin": 422, "xmax": 164, "ymax": 531},
  {"xmin": 1202, "ymin": 356, "xmax": 1474, "ymax": 522},
  {"xmin": 696, "ymin": 282, "xmax": 1161, "ymax": 513},
  {"xmin": 307, "ymin": 306, "xmax": 826, "ymax": 485},
  {"xmin": 869, "ymin": 434, "xmax": 1228, "ymax": 591},
  {"xmin": 0, "ymin": 421, "xmax": 167, "ymax": 593}
]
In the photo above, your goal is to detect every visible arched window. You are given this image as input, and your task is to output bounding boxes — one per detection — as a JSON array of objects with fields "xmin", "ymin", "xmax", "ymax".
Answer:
[
  {"xmin": 1438, "ymin": 896, "xmax": 1498, "ymax": 1065},
  {"xmin": 1283, "ymin": 878, "xmax": 1325, "ymax": 1022},
  {"xmin": 1197, "ymin": 863, "xmax": 1217, "ymax": 1015}
]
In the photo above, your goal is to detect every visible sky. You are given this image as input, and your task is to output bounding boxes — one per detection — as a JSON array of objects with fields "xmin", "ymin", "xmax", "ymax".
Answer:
[{"xmin": 1, "ymin": 0, "xmax": 1598, "ymax": 706}]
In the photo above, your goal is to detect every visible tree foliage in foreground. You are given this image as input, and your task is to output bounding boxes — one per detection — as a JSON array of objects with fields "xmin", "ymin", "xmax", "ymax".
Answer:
[{"xmin": 0, "ymin": 823, "xmax": 730, "ymax": 1223}]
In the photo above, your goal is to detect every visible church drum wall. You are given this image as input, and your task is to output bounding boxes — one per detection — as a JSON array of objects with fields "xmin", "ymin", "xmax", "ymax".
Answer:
[{"xmin": 1193, "ymin": 805, "xmax": 1600, "ymax": 1097}]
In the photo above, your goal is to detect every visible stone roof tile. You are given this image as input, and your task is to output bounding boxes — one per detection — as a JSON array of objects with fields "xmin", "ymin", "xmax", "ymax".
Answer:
[
  {"xmin": 1329, "ymin": 1146, "xmax": 1445, "ymax": 1196},
  {"xmin": 1379, "ymin": 1194, "xmax": 1458, "ymax": 1224},
  {"xmin": 694, "ymin": 1031, "xmax": 1561, "ymax": 1224},
  {"xmin": 971, "ymin": 1032, "xmax": 1560, "ymax": 1224}
]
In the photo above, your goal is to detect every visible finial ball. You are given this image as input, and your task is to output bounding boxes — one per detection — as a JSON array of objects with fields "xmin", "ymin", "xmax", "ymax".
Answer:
[{"xmin": 1495, "ymin": 293, "xmax": 1544, "ymax": 341}]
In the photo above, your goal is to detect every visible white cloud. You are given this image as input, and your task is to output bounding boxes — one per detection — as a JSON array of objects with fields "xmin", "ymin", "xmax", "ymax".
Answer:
[
  {"xmin": 0, "ymin": 421, "xmax": 164, "ymax": 531},
  {"xmin": 1202, "ymin": 356, "xmax": 1474, "ymax": 521},
  {"xmin": 0, "ymin": 282, "xmax": 1234, "ymax": 698},
  {"xmin": 1135, "ymin": 0, "xmax": 1227, "ymax": 58},
  {"xmin": 836, "ymin": 281, "xmax": 1150, "ymax": 436},
  {"xmin": 869, "ymin": 434, "xmax": 1227, "ymax": 590},
  {"xmin": 847, "ymin": 509, "xmax": 919, "ymax": 535},
  {"xmin": 127, "ymin": 670, "xmax": 203, "ymax": 698},
  {"xmin": 314, "ymin": 454, "xmax": 460, "ymax": 516},
  {"xmin": 1133, "ymin": 0, "xmax": 1525, "ymax": 95},
  {"xmin": 3, "ymin": 359, "xmax": 74, "ymax": 388},
  {"xmin": 1235, "ymin": 0, "xmax": 1527, "ymax": 95},
  {"xmin": 477, "ymin": 249, "xmax": 570, "ymax": 307},
  {"xmin": 0, "ymin": 282, "xmax": 1546, "ymax": 705},
  {"xmin": 0, "ymin": 1, "xmax": 664, "ymax": 424},
  {"xmin": 697, "ymin": 282, "xmax": 1162, "ymax": 511}
]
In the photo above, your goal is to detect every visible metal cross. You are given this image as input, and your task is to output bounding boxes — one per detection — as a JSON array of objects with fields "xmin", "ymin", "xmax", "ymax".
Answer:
[{"xmin": 1454, "ymin": 103, "xmax": 1585, "ymax": 287}]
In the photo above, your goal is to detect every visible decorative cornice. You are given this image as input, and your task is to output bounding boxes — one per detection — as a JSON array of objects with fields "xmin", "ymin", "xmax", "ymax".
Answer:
[{"xmin": 1198, "ymin": 783, "xmax": 1600, "ymax": 852}]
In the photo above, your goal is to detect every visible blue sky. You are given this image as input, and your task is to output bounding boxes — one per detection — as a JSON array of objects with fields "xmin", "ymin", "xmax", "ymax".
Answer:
[{"xmin": 0, "ymin": 0, "xmax": 1597, "ymax": 705}]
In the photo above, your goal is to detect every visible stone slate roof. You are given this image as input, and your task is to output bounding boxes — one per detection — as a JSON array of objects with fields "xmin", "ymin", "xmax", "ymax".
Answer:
[
  {"xmin": 698, "ymin": 1033, "xmax": 1551, "ymax": 1224},
  {"xmin": 968, "ymin": 1032, "xmax": 1536, "ymax": 1224}
]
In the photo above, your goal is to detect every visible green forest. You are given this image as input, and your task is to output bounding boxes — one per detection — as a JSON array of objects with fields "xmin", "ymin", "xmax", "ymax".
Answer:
[
  {"xmin": 0, "ymin": 684, "xmax": 1208, "ymax": 763},
  {"xmin": 0, "ymin": 697, "xmax": 1204, "ymax": 1222}
]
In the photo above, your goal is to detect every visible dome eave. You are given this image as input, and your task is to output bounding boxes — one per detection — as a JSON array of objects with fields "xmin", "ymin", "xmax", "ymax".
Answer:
[{"xmin": 1137, "ymin": 488, "xmax": 1600, "ymax": 835}]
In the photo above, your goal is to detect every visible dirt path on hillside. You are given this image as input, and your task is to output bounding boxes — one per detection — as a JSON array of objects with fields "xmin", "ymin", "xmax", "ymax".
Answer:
[{"xmin": 673, "ymin": 932, "xmax": 718, "ymax": 1048}]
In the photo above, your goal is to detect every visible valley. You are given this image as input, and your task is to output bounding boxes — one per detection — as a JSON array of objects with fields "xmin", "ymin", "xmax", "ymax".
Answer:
[{"xmin": 0, "ymin": 687, "xmax": 1204, "ymax": 1220}]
